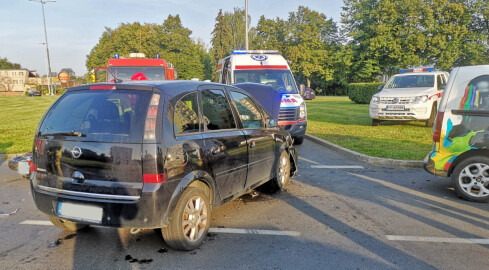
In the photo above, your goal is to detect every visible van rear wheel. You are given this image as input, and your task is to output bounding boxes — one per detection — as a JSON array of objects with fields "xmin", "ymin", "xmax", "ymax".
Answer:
[
  {"xmin": 451, "ymin": 156, "xmax": 489, "ymax": 203},
  {"xmin": 162, "ymin": 186, "xmax": 211, "ymax": 250}
]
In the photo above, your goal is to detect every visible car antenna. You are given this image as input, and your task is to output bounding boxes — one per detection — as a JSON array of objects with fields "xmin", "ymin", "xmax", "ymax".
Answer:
[{"xmin": 107, "ymin": 68, "xmax": 123, "ymax": 83}]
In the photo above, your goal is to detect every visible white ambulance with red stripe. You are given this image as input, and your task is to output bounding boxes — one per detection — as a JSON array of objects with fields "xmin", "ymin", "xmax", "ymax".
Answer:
[
  {"xmin": 370, "ymin": 68, "xmax": 449, "ymax": 127},
  {"xmin": 216, "ymin": 50, "xmax": 307, "ymax": 144}
]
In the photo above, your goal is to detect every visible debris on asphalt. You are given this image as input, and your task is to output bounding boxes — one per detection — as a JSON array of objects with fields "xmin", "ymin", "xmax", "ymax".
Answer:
[
  {"xmin": 0, "ymin": 208, "xmax": 19, "ymax": 217},
  {"xmin": 48, "ymin": 239, "xmax": 62, "ymax": 248},
  {"xmin": 125, "ymin": 254, "xmax": 153, "ymax": 264},
  {"xmin": 157, "ymin": 248, "xmax": 168, "ymax": 253}
]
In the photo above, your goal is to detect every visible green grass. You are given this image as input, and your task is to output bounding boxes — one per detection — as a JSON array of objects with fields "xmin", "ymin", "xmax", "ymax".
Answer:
[
  {"xmin": 0, "ymin": 96, "xmax": 59, "ymax": 154},
  {"xmin": 306, "ymin": 96, "xmax": 432, "ymax": 160}
]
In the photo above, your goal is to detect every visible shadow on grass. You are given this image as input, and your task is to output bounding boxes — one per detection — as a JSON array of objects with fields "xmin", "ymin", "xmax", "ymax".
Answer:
[{"xmin": 0, "ymin": 141, "xmax": 13, "ymax": 154}]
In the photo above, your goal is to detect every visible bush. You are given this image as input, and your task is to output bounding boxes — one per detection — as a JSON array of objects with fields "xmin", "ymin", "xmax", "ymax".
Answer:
[{"xmin": 348, "ymin": 82, "xmax": 385, "ymax": 104}]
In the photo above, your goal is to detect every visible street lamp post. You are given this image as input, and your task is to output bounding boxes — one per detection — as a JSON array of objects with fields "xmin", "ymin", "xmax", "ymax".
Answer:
[
  {"xmin": 37, "ymin": 42, "xmax": 49, "ymax": 93},
  {"xmin": 30, "ymin": 0, "xmax": 56, "ymax": 95}
]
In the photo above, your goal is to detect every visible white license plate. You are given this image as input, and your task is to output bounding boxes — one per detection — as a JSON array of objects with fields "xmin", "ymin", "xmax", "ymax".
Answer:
[
  {"xmin": 386, "ymin": 105, "xmax": 405, "ymax": 111},
  {"xmin": 18, "ymin": 161, "xmax": 30, "ymax": 175},
  {"xmin": 57, "ymin": 202, "xmax": 103, "ymax": 224}
]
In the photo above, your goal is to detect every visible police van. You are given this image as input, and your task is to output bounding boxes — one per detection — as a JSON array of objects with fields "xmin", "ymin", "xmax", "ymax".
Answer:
[
  {"xmin": 370, "ymin": 68, "xmax": 449, "ymax": 126},
  {"xmin": 215, "ymin": 50, "xmax": 307, "ymax": 144}
]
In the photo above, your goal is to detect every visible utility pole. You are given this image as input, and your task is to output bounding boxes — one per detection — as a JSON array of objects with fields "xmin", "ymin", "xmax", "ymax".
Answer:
[
  {"xmin": 30, "ymin": 0, "xmax": 56, "ymax": 95},
  {"xmin": 245, "ymin": 0, "xmax": 249, "ymax": 50}
]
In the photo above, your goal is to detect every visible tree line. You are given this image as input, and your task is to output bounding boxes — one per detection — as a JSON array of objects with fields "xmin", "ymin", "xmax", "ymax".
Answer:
[{"xmin": 85, "ymin": 1, "xmax": 488, "ymax": 93}]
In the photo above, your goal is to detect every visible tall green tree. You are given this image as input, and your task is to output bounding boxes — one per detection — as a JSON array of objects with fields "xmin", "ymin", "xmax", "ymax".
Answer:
[
  {"xmin": 251, "ymin": 16, "xmax": 288, "ymax": 53},
  {"xmin": 86, "ymin": 15, "xmax": 203, "ymax": 80},
  {"xmin": 210, "ymin": 9, "xmax": 233, "ymax": 66}
]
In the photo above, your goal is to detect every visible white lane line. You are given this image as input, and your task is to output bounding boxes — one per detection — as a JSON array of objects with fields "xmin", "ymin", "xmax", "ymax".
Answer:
[
  {"xmin": 20, "ymin": 220, "xmax": 53, "ymax": 226},
  {"xmin": 311, "ymin": 165, "xmax": 364, "ymax": 169},
  {"xmin": 20, "ymin": 220, "xmax": 301, "ymax": 237},
  {"xmin": 209, "ymin": 228, "xmax": 301, "ymax": 236},
  {"xmin": 386, "ymin": 235, "xmax": 489, "ymax": 245}
]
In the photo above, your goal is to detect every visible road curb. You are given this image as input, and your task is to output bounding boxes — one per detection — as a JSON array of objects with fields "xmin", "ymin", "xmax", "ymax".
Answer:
[
  {"xmin": 304, "ymin": 134, "xmax": 423, "ymax": 168},
  {"xmin": 0, "ymin": 153, "xmax": 24, "ymax": 161}
]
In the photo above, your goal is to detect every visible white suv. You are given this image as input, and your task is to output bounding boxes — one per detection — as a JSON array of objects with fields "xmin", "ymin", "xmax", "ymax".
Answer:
[{"xmin": 370, "ymin": 68, "xmax": 449, "ymax": 126}]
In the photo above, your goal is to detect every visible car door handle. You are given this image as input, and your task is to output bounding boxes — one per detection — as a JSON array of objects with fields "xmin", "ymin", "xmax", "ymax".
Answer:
[{"xmin": 250, "ymin": 141, "xmax": 256, "ymax": 148}]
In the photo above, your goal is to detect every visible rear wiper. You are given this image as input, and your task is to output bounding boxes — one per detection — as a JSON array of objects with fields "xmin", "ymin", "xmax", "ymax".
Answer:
[{"xmin": 41, "ymin": 130, "xmax": 86, "ymax": 137}]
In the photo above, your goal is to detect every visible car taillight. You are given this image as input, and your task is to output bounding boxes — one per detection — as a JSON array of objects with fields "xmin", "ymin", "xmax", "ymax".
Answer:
[
  {"xmin": 433, "ymin": 111, "xmax": 445, "ymax": 143},
  {"xmin": 144, "ymin": 94, "xmax": 160, "ymax": 140},
  {"xmin": 143, "ymin": 174, "xmax": 166, "ymax": 183},
  {"xmin": 30, "ymin": 163, "xmax": 36, "ymax": 174},
  {"xmin": 89, "ymin": 85, "xmax": 116, "ymax": 90}
]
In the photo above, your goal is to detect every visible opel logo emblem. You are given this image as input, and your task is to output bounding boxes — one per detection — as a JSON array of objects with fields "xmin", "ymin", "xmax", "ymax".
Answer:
[
  {"xmin": 392, "ymin": 97, "xmax": 399, "ymax": 104},
  {"xmin": 71, "ymin": 146, "xmax": 82, "ymax": 159},
  {"xmin": 250, "ymin": 55, "xmax": 268, "ymax": 61}
]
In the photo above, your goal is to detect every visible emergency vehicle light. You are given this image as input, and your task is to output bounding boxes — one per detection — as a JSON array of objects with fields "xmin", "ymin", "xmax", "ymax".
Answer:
[
  {"xmin": 114, "ymin": 53, "xmax": 119, "ymax": 59},
  {"xmin": 232, "ymin": 50, "xmax": 279, "ymax": 55},
  {"xmin": 399, "ymin": 67, "xmax": 435, "ymax": 73}
]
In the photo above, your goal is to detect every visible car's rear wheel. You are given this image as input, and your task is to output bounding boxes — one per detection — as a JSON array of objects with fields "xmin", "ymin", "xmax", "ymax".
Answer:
[
  {"xmin": 293, "ymin": 136, "xmax": 304, "ymax": 145},
  {"xmin": 372, "ymin": 119, "xmax": 380, "ymax": 126},
  {"xmin": 49, "ymin": 216, "xmax": 89, "ymax": 231},
  {"xmin": 451, "ymin": 156, "xmax": 489, "ymax": 203},
  {"xmin": 426, "ymin": 103, "xmax": 437, "ymax": 127},
  {"xmin": 265, "ymin": 150, "xmax": 291, "ymax": 192},
  {"xmin": 162, "ymin": 186, "xmax": 211, "ymax": 250}
]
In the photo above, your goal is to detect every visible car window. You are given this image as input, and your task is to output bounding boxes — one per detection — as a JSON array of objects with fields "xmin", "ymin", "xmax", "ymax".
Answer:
[
  {"xmin": 230, "ymin": 91, "xmax": 264, "ymax": 128},
  {"xmin": 174, "ymin": 92, "xmax": 200, "ymax": 134},
  {"xmin": 385, "ymin": 75, "xmax": 434, "ymax": 88},
  {"xmin": 39, "ymin": 90, "xmax": 151, "ymax": 143},
  {"xmin": 201, "ymin": 89, "xmax": 236, "ymax": 130}
]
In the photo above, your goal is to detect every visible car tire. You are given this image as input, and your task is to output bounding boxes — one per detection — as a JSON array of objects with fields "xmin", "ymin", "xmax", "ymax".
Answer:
[
  {"xmin": 162, "ymin": 186, "xmax": 211, "ymax": 251},
  {"xmin": 372, "ymin": 119, "xmax": 380, "ymax": 126},
  {"xmin": 293, "ymin": 136, "xmax": 304, "ymax": 145},
  {"xmin": 451, "ymin": 156, "xmax": 489, "ymax": 203},
  {"xmin": 265, "ymin": 150, "xmax": 291, "ymax": 192},
  {"xmin": 49, "ymin": 216, "xmax": 89, "ymax": 231},
  {"xmin": 426, "ymin": 103, "xmax": 437, "ymax": 127}
]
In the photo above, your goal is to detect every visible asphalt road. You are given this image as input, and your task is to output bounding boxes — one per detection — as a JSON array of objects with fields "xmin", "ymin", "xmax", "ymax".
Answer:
[{"xmin": 1, "ymin": 139, "xmax": 488, "ymax": 270}]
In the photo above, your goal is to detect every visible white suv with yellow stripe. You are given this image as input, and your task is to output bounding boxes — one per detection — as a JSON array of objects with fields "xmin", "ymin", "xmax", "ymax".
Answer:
[{"xmin": 370, "ymin": 68, "xmax": 449, "ymax": 126}]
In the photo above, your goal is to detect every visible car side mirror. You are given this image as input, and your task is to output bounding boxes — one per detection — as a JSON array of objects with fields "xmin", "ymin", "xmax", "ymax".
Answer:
[
  {"xmin": 267, "ymin": 118, "xmax": 277, "ymax": 128},
  {"xmin": 378, "ymin": 85, "xmax": 384, "ymax": 91},
  {"xmin": 438, "ymin": 83, "xmax": 446, "ymax": 91},
  {"xmin": 299, "ymin": 84, "xmax": 306, "ymax": 96}
]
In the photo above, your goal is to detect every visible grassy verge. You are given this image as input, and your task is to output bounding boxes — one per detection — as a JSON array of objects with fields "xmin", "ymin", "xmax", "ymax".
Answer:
[
  {"xmin": 0, "ymin": 96, "xmax": 59, "ymax": 154},
  {"xmin": 306, "ymin": 96, "xmax": 432, "ymax": 160}
]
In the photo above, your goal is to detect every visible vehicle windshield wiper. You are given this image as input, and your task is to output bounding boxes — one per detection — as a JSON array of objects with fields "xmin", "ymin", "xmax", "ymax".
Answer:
[{"xmin": 41, "ymin": 130, "xmax": 86, "ymax": 137}]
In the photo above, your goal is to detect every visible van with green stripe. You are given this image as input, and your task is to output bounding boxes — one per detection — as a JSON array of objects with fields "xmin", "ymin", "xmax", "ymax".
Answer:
[{"xmin": 424, "ymin": 65, "xmax": 489, "ymax": 202}]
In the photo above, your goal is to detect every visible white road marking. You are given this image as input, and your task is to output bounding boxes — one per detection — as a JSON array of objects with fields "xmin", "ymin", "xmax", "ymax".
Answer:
[
  {"xmin": 386, "ymin": 235, "xmax": 489, "ymax": 245},
  {"xmin": 208, "ymin": 228, "xmax": 301, "ymax": 236},
  {"xmin": 311, "ymin": 165, "xmax": 364, "ymax": 169},
  {"xmin": 20, "ymin": 220, "xmax": 53, "ymax": 226},
  {"xmin": 298, "ymin": 156, "xmax": 322, "ymax": 165},
  {"xmin": 20, "ymin": 220, "xmax": 301, "ymax": 237}
]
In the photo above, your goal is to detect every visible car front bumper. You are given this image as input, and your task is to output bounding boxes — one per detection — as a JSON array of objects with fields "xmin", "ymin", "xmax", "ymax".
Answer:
[
  {"xmin": 370, "ymin": 103, "xmax": 431, "ymax": 120},
  {"xmin": 282, "ymin": 120, "xmax": 307, "ymax": 138}
]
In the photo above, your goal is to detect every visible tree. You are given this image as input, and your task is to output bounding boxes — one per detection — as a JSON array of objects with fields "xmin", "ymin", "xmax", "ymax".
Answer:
[
  {"xmin": 0, "ymin": 57, "xmax": 21, "ymax": 69},
  {"xmin": 251, "ymin": 16, "xmax": 288, "ymax": 53},
  {"xmin": 210, "ymin": 9, "xmax": 234, "ymax": 66},
  {"xmin": 86, "ymin": 15, "xmax": 204, "ymax": 80}
]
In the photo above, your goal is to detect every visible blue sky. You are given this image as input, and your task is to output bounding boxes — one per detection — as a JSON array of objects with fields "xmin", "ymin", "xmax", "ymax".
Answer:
[{"xmin": 0, "ymin": 0, "xmax": 343, "ymax": 76}]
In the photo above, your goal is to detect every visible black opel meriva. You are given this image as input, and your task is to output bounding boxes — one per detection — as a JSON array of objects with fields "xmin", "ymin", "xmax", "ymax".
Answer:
[{"xmin": 30, "ymin": 80, "xmax": 298, "ymax": 250}]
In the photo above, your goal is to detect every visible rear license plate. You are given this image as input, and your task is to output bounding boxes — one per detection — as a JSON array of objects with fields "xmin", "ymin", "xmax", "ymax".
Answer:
[
  {"xmin": 18, "ymin": 161, "xmax": 30, "ymax": 175},
  {"xmin": 386, "ymin": 105, "xmax": 405, "ymax": 111},
  {"xmin": 57, "ymin": 202, "xmax": 103, "ymax": 224}
]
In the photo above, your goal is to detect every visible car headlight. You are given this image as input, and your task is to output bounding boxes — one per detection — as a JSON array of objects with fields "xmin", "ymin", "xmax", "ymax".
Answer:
[
  {"xmin": 371, "ymin": 95, "xmax": 380, "ymax": 104},
  {"xmin": 414, "ymin": 95, "xmax": 428, "ymax": 104},
  {"xmin": 299, "ymin": 102, "xmax": 306, "ymax": 119}
]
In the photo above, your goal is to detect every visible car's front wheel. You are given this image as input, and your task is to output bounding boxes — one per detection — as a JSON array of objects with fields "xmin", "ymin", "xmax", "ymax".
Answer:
[
  {"xmin": 49, "ymin": 216, "xmax": 89, "ymax": 231},
  {"xmin": 162, "ymin": 186, "xmax": 211, "ymax": 250},
  {"xmin": 293, "ymin": 136, "xmax": 304, "ymax": 145},
  {"xmin": 265, "ymin": 150, "xmax": 291, "ymax": 192},
  {"xmin": 451, "ymin": 156, "xmax": 489, "ymax": 202},
  {"xmin": 426, "ymin": 103, "xmax": 437, "ymax": 127}
]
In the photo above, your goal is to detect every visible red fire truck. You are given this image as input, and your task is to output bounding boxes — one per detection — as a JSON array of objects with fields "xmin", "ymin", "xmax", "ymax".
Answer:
[{"xmin": 94, "ymin": 53, "xmax": 177, "ymax": 82}]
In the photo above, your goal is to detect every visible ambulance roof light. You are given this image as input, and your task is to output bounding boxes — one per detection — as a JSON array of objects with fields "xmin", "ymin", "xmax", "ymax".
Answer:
[
  {"xmin": 399, "ymin": 67, "xmax": 435, "ymax": 73},
  {"xmin": 232, "ymin": 50, "xmax": 279, "ymax": 55}
]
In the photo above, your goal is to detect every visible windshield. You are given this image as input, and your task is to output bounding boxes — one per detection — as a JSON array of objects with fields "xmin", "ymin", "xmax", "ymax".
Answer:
[
  {"xmin": 108, "ymin": 67, "xmax": 165, "ymax": 81},
  {"xmin": 385, "ymin": 75, "xmax": 434, "ymax": 89},
  {"xmin": 39, "ymin": 90, "xmax": 152, "ymax": 143},
  {"xmin": 234, "ymin": 69, "xmax": 298, "ymax": 93}
]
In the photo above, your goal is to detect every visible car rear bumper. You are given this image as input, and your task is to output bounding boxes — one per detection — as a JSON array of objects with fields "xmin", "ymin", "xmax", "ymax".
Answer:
[
  {"xmin": 31, "ymin": 173, "xmax": 177, "ymax": 228},
  {"xmin": 423, "ymin": 152, "xmax": 447, "ymax": 177}
]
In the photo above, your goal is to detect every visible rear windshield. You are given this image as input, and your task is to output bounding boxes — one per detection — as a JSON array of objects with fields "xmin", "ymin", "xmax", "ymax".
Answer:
[
  {"xmin": 39, "ymin": 90, "xmax": 152, "ymax": 143},
  {"xmin": 385, "ymin": 75, "xmax": 434, "ymax": 88},
  {"xmin": 108, "ymin": 67, "xmax": 165, "ymax": 81}
]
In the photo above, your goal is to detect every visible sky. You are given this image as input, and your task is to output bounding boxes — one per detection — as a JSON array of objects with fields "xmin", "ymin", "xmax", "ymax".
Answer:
[{"xmin": 0, "ymin": 0, "xmax": 344, "ymax": 76}]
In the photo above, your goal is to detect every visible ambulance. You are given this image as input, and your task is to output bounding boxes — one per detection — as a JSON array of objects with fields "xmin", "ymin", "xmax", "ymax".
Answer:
[{"xmin": 215, "ymin": 50, "xmax": 307, "ymax": 144}]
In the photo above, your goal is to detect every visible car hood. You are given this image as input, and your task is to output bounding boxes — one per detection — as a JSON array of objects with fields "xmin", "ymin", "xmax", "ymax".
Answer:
[{"xmin": 378, "ymin": 87, "xmax": 435, "ymax": 97}]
